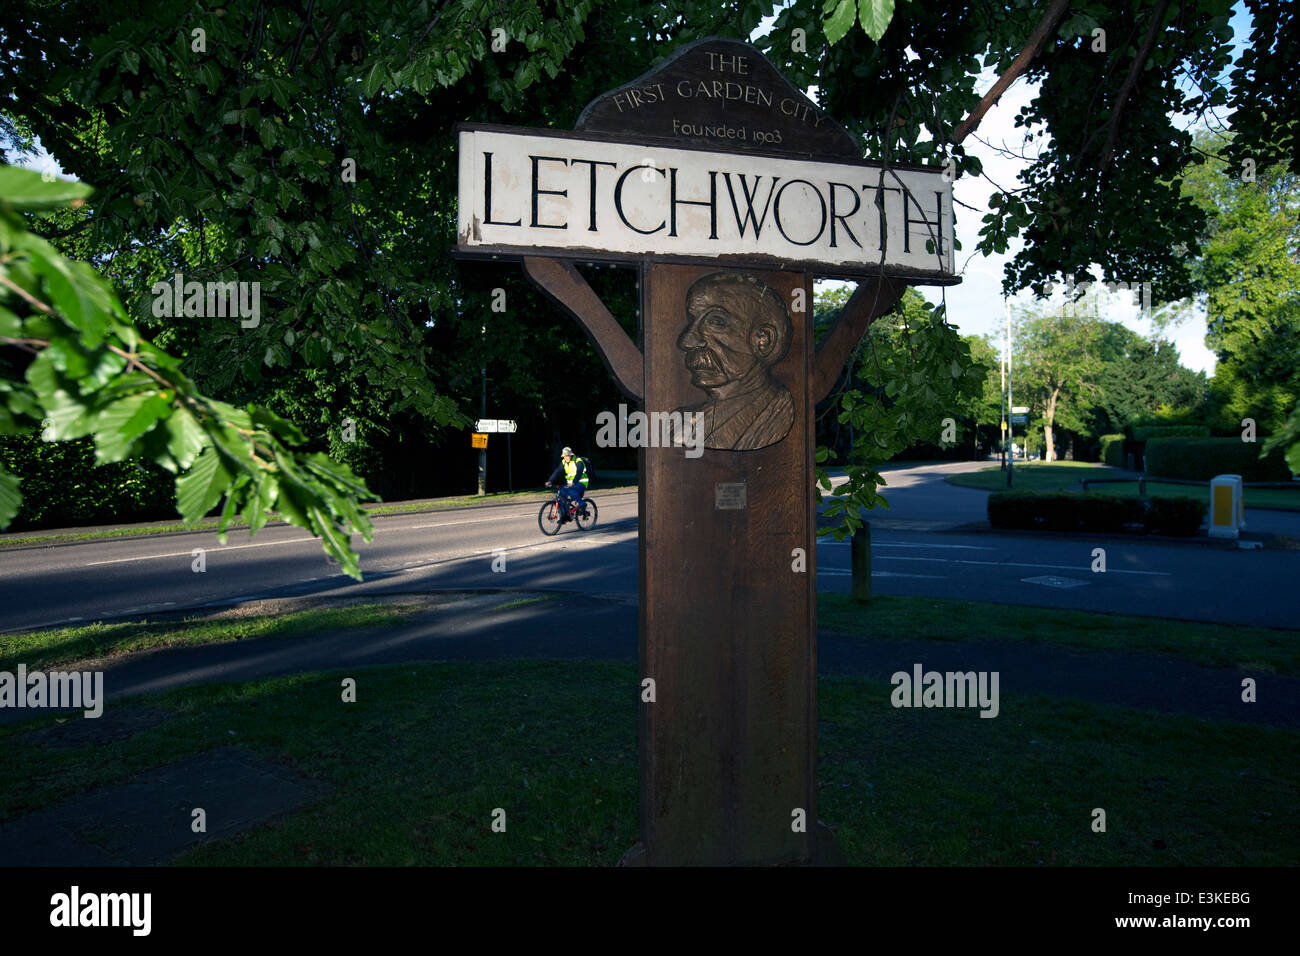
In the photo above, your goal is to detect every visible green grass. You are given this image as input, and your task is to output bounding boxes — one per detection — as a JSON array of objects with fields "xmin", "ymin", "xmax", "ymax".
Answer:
[
  {"xmin": 0, "ymin": 602, "xmax": 439, "ymax": 672},
  {"xmin": 0, "ymin": 660, "xmax": 1293, "ymax": 865},
  {"xmin": 0, "ymin": 486, "xmax": 639, "ymax": 549},
  {"xmin": 819, "ymin": 594, "xmax": 1300, "ymax": 675},
  {"xmin": 947, "ymin": 463, "xmax": 1300, "ymax": 511}
]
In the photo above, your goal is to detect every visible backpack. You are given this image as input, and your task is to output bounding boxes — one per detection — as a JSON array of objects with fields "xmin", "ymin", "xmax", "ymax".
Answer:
[{"xmin": 579, "ymin": 456, "xmax": 595, "ymax": 481}]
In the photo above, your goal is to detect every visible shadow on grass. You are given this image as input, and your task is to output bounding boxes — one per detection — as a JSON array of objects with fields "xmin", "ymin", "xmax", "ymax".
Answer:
[{"xmin": 1, "ymin": 659, "xmax": 1295, "ymax": 866}]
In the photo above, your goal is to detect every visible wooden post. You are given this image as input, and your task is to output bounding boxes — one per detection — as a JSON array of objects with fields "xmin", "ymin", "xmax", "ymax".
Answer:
[
  {"xmin": 636, "ymin": 263, "xmax": 817, "ymax": 865},
  {"xmin": 852, "ymin": 522, "xmax": 872, "ymax": 603}
]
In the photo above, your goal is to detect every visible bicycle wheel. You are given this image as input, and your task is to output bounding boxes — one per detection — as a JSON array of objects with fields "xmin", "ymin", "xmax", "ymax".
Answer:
[
  {"xmin": 575, "ymin": 498, "xmax": 597, "ymax": 530},
  {"xmin": 538, "ymin": 499, "xmax": 562, "ymax": 536}
]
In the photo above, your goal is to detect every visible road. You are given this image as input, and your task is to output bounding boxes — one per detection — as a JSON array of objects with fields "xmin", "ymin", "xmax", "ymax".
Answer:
[{"xmin": 2, "ymin": 463, "xmax": 1296, "ymax": 632}]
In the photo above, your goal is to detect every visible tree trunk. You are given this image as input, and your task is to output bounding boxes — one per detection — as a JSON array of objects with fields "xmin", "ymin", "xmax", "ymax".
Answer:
[{"xmin": 1044, "ymin": 388, "xmax": 1060, "ymax": 462}]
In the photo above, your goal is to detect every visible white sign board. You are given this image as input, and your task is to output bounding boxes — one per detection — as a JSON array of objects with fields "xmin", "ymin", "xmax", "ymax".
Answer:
[
  {"xmin": 475, "ymin": 419, "xmax": 518, "ymax": 433},
  {"xmin": 457, "ymin": 127, "xmax": 955, "ymax": 280},
  {"xmin": 1011, "ymin": 406, "xmax": 1029, "ymax": 414},
  {"xmin": 498, "ymin": 420, "xmax": 518, "ymax": 433}
]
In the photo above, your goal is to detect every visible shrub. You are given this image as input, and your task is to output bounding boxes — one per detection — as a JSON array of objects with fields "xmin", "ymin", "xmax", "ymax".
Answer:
[
  {"xmin": 1144, "ymin": 437, "xmax": 1291, "ymax": 482},
  {"xmin": 988, "ymin": 490, "xmax": 1206, "ymax": 535},
  {"xmin": 1143, "ymin": 495, "xmax": 1207, "ymax": 536},
  {"xmin": 988, "ymin": 491, "xmax": 1142, "ymax": 532},
  {"xmin": 1131, "ymin": 424, "xmax": 1211, "ymax": 441},
  {"xmin": 1099, "ymin": 433, "xmax": 1127, "ymax": 467},
  {"xmin": 0, "ymin": 435, "xmax": 177, "ymax": 530}
]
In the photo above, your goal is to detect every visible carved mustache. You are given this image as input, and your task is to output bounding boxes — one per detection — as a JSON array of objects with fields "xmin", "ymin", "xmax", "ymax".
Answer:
[{"xmin": 684, "ymin": 348, "xmax": 719, "ymax": 371}]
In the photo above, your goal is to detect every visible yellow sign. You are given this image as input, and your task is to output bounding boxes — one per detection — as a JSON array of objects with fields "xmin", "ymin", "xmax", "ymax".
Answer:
[
  {"xmin": 1212, "ymin": 484, "xmax": 1232, "ymax": 526},
  {"xmin": 471, "ymin": 433, "xmax": 488, "ymax": 449}
]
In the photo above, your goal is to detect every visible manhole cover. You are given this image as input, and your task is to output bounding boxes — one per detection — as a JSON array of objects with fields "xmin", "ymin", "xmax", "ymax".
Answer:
[{"xmin": 1021, "ymin": 575, "xmax": 1088, "ymax": 589}]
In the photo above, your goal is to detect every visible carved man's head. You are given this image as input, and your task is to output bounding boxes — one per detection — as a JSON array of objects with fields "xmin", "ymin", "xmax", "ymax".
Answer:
[{"xmin": 676, "ymin": 274, "xmax": 792, "ymax": 390}]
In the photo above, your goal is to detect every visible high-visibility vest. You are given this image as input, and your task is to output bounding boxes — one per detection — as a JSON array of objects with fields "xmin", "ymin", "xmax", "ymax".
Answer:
[{"xmin": 564, "ymin": 457, "xmax": 590, "ymax": 486}]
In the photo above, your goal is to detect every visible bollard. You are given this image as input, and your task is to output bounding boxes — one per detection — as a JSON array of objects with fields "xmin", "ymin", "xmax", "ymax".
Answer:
[
  {"xmin": 1208, "ymin": 474, "xmax": 1244, "ymax": 539},
  {"xmin": 851, "ymin": 521, "xmax": 871, "ymax": 603}
]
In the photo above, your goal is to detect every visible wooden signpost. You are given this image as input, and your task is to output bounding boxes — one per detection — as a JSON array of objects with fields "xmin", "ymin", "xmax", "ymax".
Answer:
[{"xmin": 455, "ymin": 38, "xmax": 957, "ymax": 866}]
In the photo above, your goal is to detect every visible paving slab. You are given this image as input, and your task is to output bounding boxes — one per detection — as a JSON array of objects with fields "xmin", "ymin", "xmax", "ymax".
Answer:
[{"xmin": 0, "ymin": 746, "xmax": 327, "ymax": 865}]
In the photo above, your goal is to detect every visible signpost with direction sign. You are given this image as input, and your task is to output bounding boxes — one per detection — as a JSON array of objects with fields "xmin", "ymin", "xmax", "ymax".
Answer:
[
  {"xmin": 455, "ymin": 38, "xmax": 957, "ymax": 866},
  {"xmin": 472, "ymin": 420, "xmax": 518, "ymax": 489}
]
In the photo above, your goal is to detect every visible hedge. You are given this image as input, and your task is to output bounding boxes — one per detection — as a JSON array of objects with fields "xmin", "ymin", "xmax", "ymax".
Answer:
[
  {"xmin": 988, "ymin": 491, "xmax": 1142, "ymax": 532},
  {"xmin": 1144, "ymin": 437, "xmax": 1292, "ymax": 482},
  {"xmin": 1131, "ymin": 424, "xmax": 1211, "ymax": 441},
  {"xmin": 988, "ymin": 490, "xmax": 1205, "ymax": 536},
  {"xmin": 1144, "ymin": 496, "xmax": 1208, "ymax": 536},
  {"xmin": 0, "ymin": 435, "xmax": 178, "ymax": 531},
  {"xmin": 1099, "ymin": 434, "xmax": 1126, "ymax": 468}
]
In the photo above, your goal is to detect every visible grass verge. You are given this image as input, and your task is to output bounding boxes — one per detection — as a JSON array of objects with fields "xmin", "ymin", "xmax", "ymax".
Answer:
[
  {"xmin": 0, "ymin": 602, "xmax": 436, "ymax": 672},
  {"xmin": 947, "ymin": 463, "xmax": 1300, "ymax": 511},
  {"xmin": 0, "ymin": 486, "xmax": 638, "ymax": 549},
  {"xmin": 819, "ymin": 594, "xmax": 1300, "ymax": 675},
  {"xmin": 0, "ymin": 660, "xmax": 1293, "ymax": 865}
]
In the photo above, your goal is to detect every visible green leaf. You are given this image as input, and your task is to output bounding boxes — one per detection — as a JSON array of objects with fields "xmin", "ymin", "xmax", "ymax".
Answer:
[
  {"xmin": 0, "ymin": 165, "xmax": 93, "ymax": 210},
  {"xmin": 246, "ymin": 477, "xmax": 276, "ymax": 537},
  {"xmin": 362, "ymin": 62, "xmax": 387, "ymax": 98},
  {"xmin": 0, "ymin": 464, "xmax": 21, "ymax": 529},
  {"xmin": 823, "ymin": 0, "xmax": 857, "ymax": 44},
  {"xmin": 93, "ymin": 392, "xmax": 171, "ymax": 464},
  {"xmin": 160, "ymin": 406, "xmax": 207, "ymax": 472},
  {"xmin": 0, "ymin": 305, "xmax": 21, "ymax": 337},
  {"xmin": 176, "ymin": 445, "xmax": 233, "ymax": 523}
]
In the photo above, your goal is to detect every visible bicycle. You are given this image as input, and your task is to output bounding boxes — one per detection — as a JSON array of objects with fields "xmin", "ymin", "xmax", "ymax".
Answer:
[{"xmin": 539, "ymin": 482, "xmax": 598, "ymax": 535}]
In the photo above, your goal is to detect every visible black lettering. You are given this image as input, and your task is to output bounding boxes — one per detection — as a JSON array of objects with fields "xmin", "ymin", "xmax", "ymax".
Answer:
[
  {"xmin": 614, "ymin": 165, "xmax": 666, "ymax": 235},
  {"xmin": 483, "ymin": 152, "xmax": 522, "ymax": 227},
  {"xmin": 569, "ymin": 159, "xmax": 617, "ymax": 231},
  {"xmin": 773, "ymin": 179, "xmax": 827, "ymax": 246},
  {"xmin": 864, "ymin": 184, "xmax": 904, "ymax": 251},
  {"xmin": 530, "ymin": 155, "xmax": 569, "ymax": 229},
  {"xmin": 723, "ymin": 172, "xmax": 781, "ymax": 238},
  {"xmin": 901, "ymin": 188, "xmax": 944, "ymax": 254},
  {"xmin": 669, "ymin": 168, "xmax": 718, "ymax": 239},
  {"xmin": 828, "ymin": 181, "xmax": 861, "ymax": 248}
]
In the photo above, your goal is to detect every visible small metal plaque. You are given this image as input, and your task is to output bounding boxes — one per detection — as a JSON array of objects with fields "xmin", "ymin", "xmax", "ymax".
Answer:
[{"xmin": 715, "ymin": 482, "xmax": 747, "ymax": 510}]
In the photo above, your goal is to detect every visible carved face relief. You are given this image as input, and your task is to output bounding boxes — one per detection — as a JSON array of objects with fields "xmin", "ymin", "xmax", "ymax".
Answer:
[{"xmin": 673, "ymin": 273, "xmax": 795, "ymax": 451}]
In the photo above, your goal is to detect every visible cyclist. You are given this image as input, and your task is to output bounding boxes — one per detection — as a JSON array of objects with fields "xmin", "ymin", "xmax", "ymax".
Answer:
[{"xmin": 545, "ymin": 446, "xmax": 589, "ymax": 520}]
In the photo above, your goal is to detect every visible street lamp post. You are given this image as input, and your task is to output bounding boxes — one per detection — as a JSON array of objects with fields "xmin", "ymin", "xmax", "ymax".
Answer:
[{"xmin": 1005, "ymin": 299, "xmax": 1014, "ymax": 489}]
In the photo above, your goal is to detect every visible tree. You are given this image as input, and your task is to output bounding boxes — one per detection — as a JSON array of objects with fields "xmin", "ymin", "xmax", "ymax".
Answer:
[
  {"xmin": 1012, "ymin": 305, "xmax": 1108, "ymax": 462},
  {"xmin": 1180, "ymin": 139, "xmax": 1300, "ymax": 435},
  {"xmin": 1090, "ymin": 326, "xmax": 1207, "ymax": 435},
  {"xmin": 0, "ymin": 167, "xmax": 375, "ymax": 576},
  {"xmin": 964, "ymin": 334, "xmax": 1005, "ymax": 452},
  {"xmin": 3, "ymin": 0, "xmax": 1298, "ymax": 541},
  {"xmin": 815, "ymin": 287, "xmax": 986, "ymax": 528}
]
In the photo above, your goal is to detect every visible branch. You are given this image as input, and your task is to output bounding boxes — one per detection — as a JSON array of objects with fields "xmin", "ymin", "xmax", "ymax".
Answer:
[
  {"xmin": 952, "ymin": 0, "xmax": 1072, "ymax": 145},
  {"xmin": 1098, "ymin": 0, "xmax": 1171, "ymax": 168}
]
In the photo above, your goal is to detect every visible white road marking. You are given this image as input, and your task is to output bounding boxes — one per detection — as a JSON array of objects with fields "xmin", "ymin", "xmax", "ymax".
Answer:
[
  {"xmin": 818, "ymin": 540, "xmax": 995, "ymax": 551},
  {"xmin": 817, "ymin": 568, "xmax": 947, "ymax": 579},
  {"xmin": 874, "ymin": 555, "xmax": 1169, "ymax": 575},
  {"xmin": 83, "ymin": 536, "xmax": 320, "ymax": 566}
]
